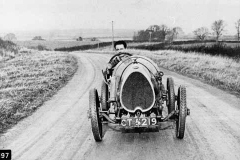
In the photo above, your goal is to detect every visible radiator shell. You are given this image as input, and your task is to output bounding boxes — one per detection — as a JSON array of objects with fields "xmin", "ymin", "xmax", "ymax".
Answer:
[{"xmin": 119, "ymin": 63, "xmax": 156, "ymax": 113}]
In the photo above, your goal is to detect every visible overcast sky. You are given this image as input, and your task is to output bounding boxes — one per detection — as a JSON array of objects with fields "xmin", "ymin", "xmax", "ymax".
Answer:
[{"xmin": 0, "ymin": 0, "xmax": 240, "ymax": 34}]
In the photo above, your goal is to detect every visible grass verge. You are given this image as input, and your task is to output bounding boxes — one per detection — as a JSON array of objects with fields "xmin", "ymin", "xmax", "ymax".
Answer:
[
  {"xmin": 86, "ymin": 48, "xmax": 240, "ymax": 96},
  {"xmin": 0, "ymin": 50, "xmax": 78, "ymax": 133},
  {"xmin": 128, "ymin": 49, "xmax": 240, "ymax": 96},
  {"xmin": 128, "ymin": 41, "xmax": 240, "ymax": 59}
]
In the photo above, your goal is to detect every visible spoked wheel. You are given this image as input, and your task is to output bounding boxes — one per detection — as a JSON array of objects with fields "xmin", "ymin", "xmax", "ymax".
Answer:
[
  {"xmin": 176, "ymin": 86, "xmax": 187, "ymax": 139},
  {"xmin": 101, "ymin": 81, "xmax": 109, "ymax": 111},
  {"xmin": 167, "ymin": 77, "xmax": 175, "ymax": 114},
  {"xmin": 89, "ymin": 88, "xmax": 103, "ymax": 142}
]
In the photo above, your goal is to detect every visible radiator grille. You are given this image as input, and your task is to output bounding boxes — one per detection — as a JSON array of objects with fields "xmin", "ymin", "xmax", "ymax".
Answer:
[{"xmin": 121, "ymin": 72, "xmax": 154, "ymax": 111}]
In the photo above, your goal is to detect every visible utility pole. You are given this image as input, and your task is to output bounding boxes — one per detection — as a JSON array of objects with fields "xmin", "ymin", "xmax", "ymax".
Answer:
[
  {"xmin": 146, "ymin": 29, "xmax": 153, "ymax": 44},
  {"xmin": 149, "ymin": 31, "xmax": 152, "ymax": 43},
  {"xmin": 112, "ymin": 21, "xmax": 114, "ymax": 50}
]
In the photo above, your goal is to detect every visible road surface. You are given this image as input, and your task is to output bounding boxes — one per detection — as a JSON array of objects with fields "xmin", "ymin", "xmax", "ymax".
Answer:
[{"xmin": 1, "ymin": 52, "xmax": 240, "ymax": 160}]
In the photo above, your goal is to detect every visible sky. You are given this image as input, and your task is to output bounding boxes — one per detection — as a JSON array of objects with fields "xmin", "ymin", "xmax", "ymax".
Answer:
[{"xmin": 0, "ymin": 0, "xmax": 240, "ymax": 35}]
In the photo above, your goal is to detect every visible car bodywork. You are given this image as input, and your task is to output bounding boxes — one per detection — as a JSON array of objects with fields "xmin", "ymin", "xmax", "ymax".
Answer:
[
  {"xmin": 109, "ymin": 55, "xmax": 159, "ymax": 112},
  {"xmin": 89, "ymin": 53, "xmax": 190, "ymax": 142}
]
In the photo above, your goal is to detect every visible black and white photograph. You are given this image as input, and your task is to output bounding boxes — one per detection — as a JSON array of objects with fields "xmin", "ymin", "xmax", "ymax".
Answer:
[{"xmin": 0, "ymin": 0, "xmax": 240, "ymax": 159}]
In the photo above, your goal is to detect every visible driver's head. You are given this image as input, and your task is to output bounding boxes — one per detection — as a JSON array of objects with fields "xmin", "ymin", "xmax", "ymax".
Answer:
[{"xmin": 114, "ymin": 41, "xmax": 127, "ymax": 52}]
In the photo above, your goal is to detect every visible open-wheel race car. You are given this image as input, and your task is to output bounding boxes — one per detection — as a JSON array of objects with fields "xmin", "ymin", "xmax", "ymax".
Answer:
[{"xmin": 88, "ymin": 52, "xmax": 190, "ymax": 142}]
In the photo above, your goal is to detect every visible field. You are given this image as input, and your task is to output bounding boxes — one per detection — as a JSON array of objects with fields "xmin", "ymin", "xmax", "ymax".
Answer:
[
  {"xmin": 128, "ymin": 42, "xmax": 161, "ymax": 47},
  {"xmin": 127, "ymin": 40, "xmax": 240, "ymax": 48},
  {"xmin": 172, "ymin": 42, "xmax": 240, "ymax": 48},
  {"xmin": 128, "ymin": 41, "xmax": 240, "ymax": 59},
  {"xmin": 0, "ymin": 50, "xmax": 78, "ymax": 133},
  {"xmin": 128, "ymin": 49, "xmax": 240, "ymax": 96},
  {"xmin": 15, "ymin": 40, "xmax": 98, "ymax": 50}
]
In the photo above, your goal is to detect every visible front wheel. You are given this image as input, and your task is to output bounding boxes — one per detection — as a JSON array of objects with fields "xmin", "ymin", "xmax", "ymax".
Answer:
[
  {"xmin": 89, "ymin": 88, "xmax": 103, "ymax": 142},
  {"xmin": 176, "ymin": 86, "xmax": 187, "ymax": 139},
  {"xmin": 167, "ymin": 77, "xmax": 175, "ymax": 114},
  {"xmin": 101, "ymin": 81, "xmax": 109, "ymax": 111}
]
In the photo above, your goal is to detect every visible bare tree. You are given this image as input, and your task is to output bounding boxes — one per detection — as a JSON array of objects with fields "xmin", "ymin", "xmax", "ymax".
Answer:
[
  {"xmin": 172, "ymin": 27, "xmax": 184, "ymax": 39},
  {"xmin": 4, "ymin": 33, "xmax": 17, "ymax": 41},
  {"xmin": 147, "ymin": 25, "xmax": 160, "ymax": 32},
  {"xmin": 236, "ymin": 19, "xmax": 240, "ymax": 42},
  {"xmin": 193, "ymin": 27, "xmax": 209, "ymax": 41},
  {"xmin": 166, "ymin": 27, "xmax": 184, "ymax": 43},
  {"xmin": 159, "ymin": 24, "xmax": 170, "ymax": 41},
  {"xmin": 134, "ymin": 24, "xmax": 172, "ymax": 42},
  {"xmin": 32, "ymin": 36, "xmax": 45, "ymax": 40},
  {"xmin": 146, "ymin": 25, "xmax": 160, "ymax": 42},
  {"xmin": 145, "ymin": 25, "xmax": 169, "ymax": 42},
  {"xmin": 211, "ymin": 20, "xmax": 225, "ymax": 42}
]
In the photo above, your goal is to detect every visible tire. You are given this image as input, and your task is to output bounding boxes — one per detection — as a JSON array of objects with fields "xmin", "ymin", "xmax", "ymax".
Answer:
[
  {"xmin": 101, "ymin": 81, "xmax": 109, "ymax": 111},
  {"xmin": 176, "ymin": 86, "xmax": 187, "ymax": 139},
  {"xmin": 167, "ymin": 77, "xmax": 175, "ymax": 114},
  {"xmin": 89, "ymin": 88, "xmax": 102, "ymax": 142}
]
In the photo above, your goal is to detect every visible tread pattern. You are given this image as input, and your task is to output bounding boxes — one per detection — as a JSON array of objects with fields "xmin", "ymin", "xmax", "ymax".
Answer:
[
  {"xmin": 89, "ymin": 88, "xmax": 102, "ymax": 142},
  {"xmin": 176, "ymin": 86, "xmax": 187, "ymax": 139},
  {"xmin": 101, "ymin": 81, "xmax": 108, "ymax": 111},
  {"xmin": 167, "ymin": 77, "xmax": 175, "ymax": 114}
]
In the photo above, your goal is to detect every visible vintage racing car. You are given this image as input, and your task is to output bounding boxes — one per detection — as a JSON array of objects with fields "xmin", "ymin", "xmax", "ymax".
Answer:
[{"xmin": 88, "ymin": 52, "xmax": 190, "ymax": 142}]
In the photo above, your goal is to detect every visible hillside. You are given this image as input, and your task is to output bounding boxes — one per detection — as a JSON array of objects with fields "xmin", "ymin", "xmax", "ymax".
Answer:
[{"xmin": 0, "ymin": 29, "xmax": 135, "ymax": 41}]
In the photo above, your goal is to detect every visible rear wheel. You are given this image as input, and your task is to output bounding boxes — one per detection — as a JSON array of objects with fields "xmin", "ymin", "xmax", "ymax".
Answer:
[
  {"xmin": 176, "ymin": 86, "xmax": 187, "ymax": 139},
  {"xmin": 167, "ymin": 77, "xmax": 175, "ymax": 114},
  {"xmin": 89, "ymin": 88, "xmax": 102, "ymax": 142},
  {"xmin": 101, "ymin": 81, "xmax": 109, "ymax": 111}
]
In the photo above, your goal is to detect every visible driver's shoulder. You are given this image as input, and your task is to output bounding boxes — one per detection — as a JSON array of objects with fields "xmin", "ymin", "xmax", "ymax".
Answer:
[{"xmin": 119, "ymin": 51, "xmax": 132, "ymax": 55}]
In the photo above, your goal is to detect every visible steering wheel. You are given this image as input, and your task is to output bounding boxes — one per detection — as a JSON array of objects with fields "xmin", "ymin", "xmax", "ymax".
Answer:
[{"xmin": 108, "ymin": 52, "xmax": 132, "ymax": 64}]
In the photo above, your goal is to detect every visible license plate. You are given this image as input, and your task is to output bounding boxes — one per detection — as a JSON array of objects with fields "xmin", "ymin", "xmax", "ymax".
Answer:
[{"xmin": 121, "ymin": 117, "xmax": 157, "ymax": 127}]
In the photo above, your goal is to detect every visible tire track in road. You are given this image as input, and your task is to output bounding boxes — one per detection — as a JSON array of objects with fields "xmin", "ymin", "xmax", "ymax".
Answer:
[
  {"xmin": 1, "ymin": 52, "xmax": 240, "ymax": 160},
  {"xmin": 0, "ymin": 59, "xmax": 84, "ymax": 147},
  {"xmin": 163, "ymin": 70, "xmax": 240, "ymax": 160},
  {"xmin": 0, "ymin": 53, "xmax": 101, "ymax": 160},
  {"xmin": 12, "ymin": 55, "xmax": 96, "ymax": 160},
  {"xmin": 80, "ymin": 53, "xmax": 240, "ymax": 160},
  {"xmin": 13, "ymin": 53, "xmax": 107, "ymax": 160},
  {"xmin": 39, "ymin": 53, "xmax": 106, "ymax": 160}
]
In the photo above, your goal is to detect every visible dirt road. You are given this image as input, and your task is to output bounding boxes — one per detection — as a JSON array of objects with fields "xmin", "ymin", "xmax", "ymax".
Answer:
[{"xmin": 1, "ymin": 52, "xmax": 240, "ymax": 160}]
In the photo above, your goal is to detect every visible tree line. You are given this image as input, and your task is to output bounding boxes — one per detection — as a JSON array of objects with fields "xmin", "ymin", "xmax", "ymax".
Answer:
[
  {"xmin": 133, "ymin": 25, "xmax": 184, "ymax": 43},
  {"xmin": 134, "ymin": 19, "xmax": 240, "ymax": 42},
  {"xmin": 191, "ymin": 19, "xmax": 240, "ymax": 42}
]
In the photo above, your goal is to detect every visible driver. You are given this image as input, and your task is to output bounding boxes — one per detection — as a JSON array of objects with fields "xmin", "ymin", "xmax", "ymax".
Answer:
[
  {"xmin": 115, "ymin": 40, "xmax": 127, "ymax": 52},
  {"xmin": 109, "ymin": 40, "xmax": 127, "ymax": 68},
  {"xmin": 105, "ymin": 41, "xmax": 130, "ymax": 78}
]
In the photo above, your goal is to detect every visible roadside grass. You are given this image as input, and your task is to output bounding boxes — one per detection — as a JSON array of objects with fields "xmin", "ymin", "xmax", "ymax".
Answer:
[
  {"xmin": 0, "ymin": 50, "xmax": 78, "ymax": 133},
  {"xmin": 127, "ymin": 49, "xmax": 240, "ymax": 95},
  {"xmin": 173, "ymin": 42, "xmax": 240, "ymax": 48},
  {"xmin": 86, "ymin": 47, "xmax": 240, "ymax": 96},
  {"xmin": 128, "ymin": 41, "xmax": 240, "ymax": 58}
]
